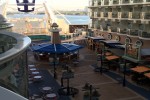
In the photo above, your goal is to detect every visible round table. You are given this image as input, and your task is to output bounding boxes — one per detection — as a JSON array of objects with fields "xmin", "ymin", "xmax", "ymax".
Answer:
[
  {"xmin": 42, "ymin": 87, "xmax": 52, "ymax": 91},
  {"xmin": 28, "ymin": 65, "xmax": 35, "ymax": 68},
  {"xmin": 29, "ymin": 68, "xmax": 37, "ymax": 71},
  {"xmin": 32, "ymin": 71, "xmax": 40, "ymax": 75},
  {"xmin": 46, "ymin": 93, "xmax": 57, "ymax": 99},
  {"xmin": 33, "ymin": 75, "xmax": 42, "ymax": 81}
]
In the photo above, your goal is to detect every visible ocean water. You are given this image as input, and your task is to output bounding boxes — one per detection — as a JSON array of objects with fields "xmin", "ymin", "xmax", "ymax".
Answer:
[{"xmin": 7, "ymin": 14, "xmax": 90, "ymax": 25}]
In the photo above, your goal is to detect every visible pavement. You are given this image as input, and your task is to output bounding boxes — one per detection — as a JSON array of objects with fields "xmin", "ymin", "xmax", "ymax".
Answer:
[{"xmin": 28, "ymin": 46, "xmax": 148, "ymax": 100}]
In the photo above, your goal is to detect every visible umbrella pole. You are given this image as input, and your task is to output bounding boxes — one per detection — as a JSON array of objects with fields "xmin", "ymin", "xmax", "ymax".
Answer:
[{"xmin": 53, "ymin": 54, "xmax": 57, "ymax": 79}]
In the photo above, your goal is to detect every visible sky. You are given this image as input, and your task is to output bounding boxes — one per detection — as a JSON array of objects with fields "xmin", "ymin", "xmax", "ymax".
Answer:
[{"xmin": 8, "ymin": 0, "xmax": 89, "ymax": 10}]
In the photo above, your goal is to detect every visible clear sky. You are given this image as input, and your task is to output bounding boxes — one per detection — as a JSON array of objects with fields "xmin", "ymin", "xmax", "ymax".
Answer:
[{"xmin": 8, "ymin": 0, "xmax": 89, "ymax": 10}]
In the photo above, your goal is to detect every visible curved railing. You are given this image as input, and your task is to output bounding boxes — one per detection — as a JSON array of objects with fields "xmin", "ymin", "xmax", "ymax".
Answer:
[
  {"xmin": 0, "ymin": 31, "xmax": 31, "ymax": 65},
  {"xmin": 0, "ymin": 86, "xmax": 27, "ymax": 100}
]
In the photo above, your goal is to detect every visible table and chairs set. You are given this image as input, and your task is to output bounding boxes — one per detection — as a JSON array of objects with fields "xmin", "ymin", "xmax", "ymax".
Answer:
[
  {"xmin": 130, "ymin": 65, "xmax": 150, "ymax": 86},
  {"xmin": 28, "ymin": 64, "xmax": 58, "ymax": 100},
  {"xmin": 28, "ymin": 65, "xmax": 43, "ymax": 83}
]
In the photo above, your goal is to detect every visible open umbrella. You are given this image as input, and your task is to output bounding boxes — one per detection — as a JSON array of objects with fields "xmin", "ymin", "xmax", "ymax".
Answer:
[{"xmin": 31, "ymin": 43, "xmax": 83, "ymax": 54}]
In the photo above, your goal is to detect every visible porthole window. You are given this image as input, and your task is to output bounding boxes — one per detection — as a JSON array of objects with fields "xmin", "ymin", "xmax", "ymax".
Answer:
[
  {"xmin": 125, "ymin": 37, "xmax": 131, "ymax": 44},
  {"xmin": 107, "ymin": 33, "xmax": 112, "ymax": 40},
  {"xmin": 115, "ymin": 36, "xmax": 120, "ymax": 42},
  {"xmin": 136, "ymin": 40, "xmax": 143, "ymax": 47}
]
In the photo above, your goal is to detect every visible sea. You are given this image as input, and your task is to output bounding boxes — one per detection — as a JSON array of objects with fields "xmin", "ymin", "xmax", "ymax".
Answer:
[{"xmin": 7, "ymin": 14, "xmax": 90, "ymax": 25}]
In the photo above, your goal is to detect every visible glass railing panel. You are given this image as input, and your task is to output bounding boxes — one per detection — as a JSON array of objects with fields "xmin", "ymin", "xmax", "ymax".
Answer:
[
  {"xmin": 132, "ymin": 13, "xmax": 141, "ymax": 19},
  {"xmin": 146, "ymin": 0, "xmax": 150, "ymax": 2},
  {"xmin": 144, "ymin": 13, "xmax": 150, "ymax": 19},
  {"xmin": 130, "ymin": 30, "xmax": 139, "ymax": 36},
  {"xmin": 121, "ymin": 12, "xmax": 128, "ymax": 18},
  {"xmin": 120, "ymin": 29, "xmax": 128, "ymax": 34},
  {"xmin": 112, "ymin": 13, "xmax": 118, "ymax": 18},
  {"xmin": 104, "ymin": 1, "xmax": 109, "ymax": 5},
  {"xmin": 140, "ymin": 32, "xmax": 150, "ymax": 38},
  {"xmin": 111, "ymin": 27, "xmax": 117, "ymax": 32},
  {"xmin": 103, "ymin": 27, "xmax": 108, "ymax": 31},
  {"xmin": 104, "ymin": 12, "xmax": 108, "ymax": 17},
  {"xmin": 133, "ymin": 0, "xmax": 143, "ymax": 3},
  {"xmin": 113, "ymin": 0, "xmax": 119, "ymax": 4},
  {"xmin": 122, "ymin": 0, "xmax": 130, "ymax": 3}
]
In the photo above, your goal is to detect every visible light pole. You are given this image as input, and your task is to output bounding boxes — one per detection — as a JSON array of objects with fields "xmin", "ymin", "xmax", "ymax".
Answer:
[
  {"xmin": 53, "ymin": 55, "xmax": 57, "ymax": 79},
  {"xmin": 123, "ymin": 59, "xmax": 126, "ymax": 87}
]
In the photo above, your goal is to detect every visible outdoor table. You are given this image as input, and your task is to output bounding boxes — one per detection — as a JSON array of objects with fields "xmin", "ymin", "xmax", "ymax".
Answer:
[
  {"xmin": 106, "ymin": 55, "xmax": 119, "ymax": 61},
  {"xmin": 32, "ymin": 71, "xmax": 40, "ymax": 75},
  {"xmin": 131, "ymin": 66, "xmax": 150, "ymax": 73},
  {"xmin": 144, "ymin": 72, "xmax": 150, "ymax": 78},
  {"xmin": 105, "ymin": 52, "xmax": 112, "ymax": 56},
  {"xmin": 33, "ymin": 75, "xmax": 42, "ymax": 81},
  {"xmin": 42, "ymin": 86, "xmax": 52, "ymax": 93},
  {"xmin": 46, "ymin": 93, "xmax": 57, "ymax": 99},
  {"xmin": 29, "ymin": 68, "xmax": 37, "ymax": 71},
  {"xmin": 28, "ymin": 65, "xmax": 35, "ymax": 68}
]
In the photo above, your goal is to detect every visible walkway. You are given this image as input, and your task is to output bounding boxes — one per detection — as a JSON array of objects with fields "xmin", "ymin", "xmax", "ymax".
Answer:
[{"xmin": 28, "ymin": 47, "xmax": 150, "ymax": 100}]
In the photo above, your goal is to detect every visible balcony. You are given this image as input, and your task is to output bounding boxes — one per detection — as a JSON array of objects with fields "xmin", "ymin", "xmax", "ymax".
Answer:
[
  {"xmin": 104, "ymin": 12, "xmax": 108, "ymax": 17},
  {"xmin": 121, "ymin": 12, "xmax": 128, "ymax": 18},
  {"xmin": 122, "ymin": 0, "xmax": 130, "ymax": 3},
  {"xmin": 119, "ymin": 29, "xmax": 128, "ymax": 35},
  {"xmin": 133, "ymin": 0, "xmax": 143, "ymax": 3},
  {"xmin": 97, "ymin": 1, "xmax": 101, "ymax": 5},
  {"xmin": 103, "ymin": 27, "xmax": 108, "ymax": 31},
  {"xmin": 139, "ymin": 32, "xmax": 150, "ymax": 39},
  {"xmin": 113, "ymin": 0, "xmax": 119, "ymax": 4},
  {"xmin": 90, "ymin": 13, "xmax": 94, "ymax": 18},
  {"xmin": 129, "ymin": 30, "xmax": 139, "ymax": 37},
  {"xmin": 144, "ymin": 13, "xmax": 150, "ymax": 19},
  {"xmin": 112, "ymin": 13, "xmax": 118, "ymax": 18},
  {"xmin": 104, "ymin": 1, "xmax": 109, "ymax": 5},
  {"xmin": 146, "ymin": 0, "xmax": 150, "ymax": 2},
  {"xmin": 94, "ymin": 24, "xmax": 100, "ymax": 29},
  {"xmin": 132, "ymin": 13, "xmax": 141, "ymax": 19},
  {"xmin": 111, "ymin": 27, "xmax": 117, "ymax": 32}
]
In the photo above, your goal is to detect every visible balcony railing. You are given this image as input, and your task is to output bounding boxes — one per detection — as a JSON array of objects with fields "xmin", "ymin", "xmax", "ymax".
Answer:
[
  {"xmin": 104, "ymin": 13, "xmax": 108, "ymax": 17},
  {"xmin": 104, "ymin": 1, "xmax": 109, "ymax": 5},
  {"xmin": 103, "ymin": 27, "xmax": 108, "ymax": 31},
  {"xmin": 129, "ymin": 30, "xmax": 139, "ymax": 36},
  {"xmin": 94, "ymin": 24, "xmax": 100, "ymax": 29},
  {"xmin": 98, "ymin": 2, "xmax": 101, "ymax": 5},
  {"xmin": 144, "ymin": 13, "xmax": 150, "ymax": 19},
  {"xmin": 139, "ymin": 32, "xmax": 150, "ymax": 38},
  {"xmin": 97, "ymin": 13, "xmax": 101, "ymax": 17},
  {"xmin": 120, "ymin": 29, "xmax": 128, "ymax": 34},
  {"xmin": 147, "ymin": 0, "xmax": 150, "ymax": 2},
  {"xmin": 111, "ymin": 27, "xmax": 117, "ymax": 32},
  {"xmin": 121, "ymin": 12, "xmax": 128, "ymax": 18},
  {"xmin": 133, "ymin": 0, "xmax": 143, "ymax": 3},
  {"xmin": 122, "ymin": 0, "xmax": 130, "ymax": 3},
  {"xmin": 112, "ymin": 13, "xmax": 118, "ymax": 18},
  {"xmin": 113, "ymin": 0, "xmax": 119, "ymax": 4},
  {"xmin": 132, "ymin": 13, "xmax": 141, "ymax": 19}
]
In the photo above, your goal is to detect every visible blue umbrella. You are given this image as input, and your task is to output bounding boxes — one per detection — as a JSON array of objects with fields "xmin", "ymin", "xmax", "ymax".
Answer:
[{"xmin": 31, "ymin": 43, "xmax": 83, "ymax": 54}]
